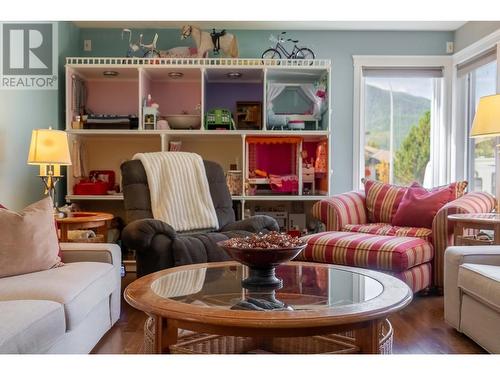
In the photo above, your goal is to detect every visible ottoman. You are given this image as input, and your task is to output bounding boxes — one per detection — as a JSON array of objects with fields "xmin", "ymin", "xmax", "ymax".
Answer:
[{"xmin": 297, "ymin": 231, "xmax": 433, "ymax": 293}]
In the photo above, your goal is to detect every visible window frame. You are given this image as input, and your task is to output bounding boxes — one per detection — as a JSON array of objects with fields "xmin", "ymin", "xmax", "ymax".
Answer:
[
  {"xmin": 352, "ymin": 55, "xmax": 453, "ymax": 189},
  {"xmin": 452, "ymin": 41, "xmax": 500, "ymax": 199},
  {"xmin": 464, "ymin": 62, "xmax": 498, "ymax": 194}
]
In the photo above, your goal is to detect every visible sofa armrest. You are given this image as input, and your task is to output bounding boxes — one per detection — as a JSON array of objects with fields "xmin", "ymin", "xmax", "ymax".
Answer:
[
  {"xmin": 122, "ymin": 219, "xmax": 177, "ymax": 254},
  {"xmin": 444, "ymin": 246, "xmax": 500, "ymax": 329},
  {"xmin": 432, "ymin": 191, "xmax": 496, "ymax": 289},
  {"xmin": 221, "ymin": 215, "xmax": 279, "ymax": 233},
  {"xmin": 60, "ymin": 242, "xmax": 122, "ymax": 325},
  {"xmin": 60, "ymin": 242, "xmax": 121, "ymax": 267},
  {"xmin": 311, "ymin": 191, "xmax": 367, "ymax": 231}
]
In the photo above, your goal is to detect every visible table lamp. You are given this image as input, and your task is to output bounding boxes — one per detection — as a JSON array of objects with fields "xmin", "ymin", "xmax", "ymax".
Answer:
[
  {"xmin": 470, "ymin": 94, "xmax": 500, "ymax": 210},
  {"xmin": 27, "ymin": 127, "xmax": 72, "ymax": 208}
]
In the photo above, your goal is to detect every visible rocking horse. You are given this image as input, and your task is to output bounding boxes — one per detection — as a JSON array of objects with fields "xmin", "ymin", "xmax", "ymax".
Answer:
[{"xmin": 181, "ymin": 25, "xmax": 239, "ymax": 58}]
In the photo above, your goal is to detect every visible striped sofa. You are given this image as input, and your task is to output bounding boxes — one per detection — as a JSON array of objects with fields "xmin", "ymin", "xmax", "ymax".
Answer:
[{"xmin": 297, "ymin": 189, "xmax": 495, "ymax": 293}]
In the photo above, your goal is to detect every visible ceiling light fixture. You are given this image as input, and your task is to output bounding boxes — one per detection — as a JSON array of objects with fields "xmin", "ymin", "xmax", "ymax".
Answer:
[
  {"xmin": 226, "ymin": 72, "xmax": 242, "ymax": 79},
  {"xmin": 168, "ymin": 72, "xmax": 184, "ymax": 79},
  {"xmin": 102, "ymin": 70, "xmax": 119, "ymax": 77}
]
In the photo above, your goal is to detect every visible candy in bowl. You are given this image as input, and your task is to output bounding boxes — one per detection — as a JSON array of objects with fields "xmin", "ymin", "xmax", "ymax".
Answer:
[{"xmin": 217, "ymin": 232, "xmax": 306, "ymax": 288}]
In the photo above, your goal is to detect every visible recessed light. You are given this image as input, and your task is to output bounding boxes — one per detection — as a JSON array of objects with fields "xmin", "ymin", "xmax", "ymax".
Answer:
[
  {"xmin": 103, "ymin": 70, "xmax": 119, "ymax": 77},
  {"xmin": 168, "ymin": 72, "xmax": 184, "ymax": 79},
  {"xmin": 226, "ymin": 72, "xmax": 242, "ymax": 79}
]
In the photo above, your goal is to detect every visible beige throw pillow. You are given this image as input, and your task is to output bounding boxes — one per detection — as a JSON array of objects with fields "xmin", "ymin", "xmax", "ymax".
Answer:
[{"xmin": 0, "ymin": 197, "xmax": 61, "ymax": 278}]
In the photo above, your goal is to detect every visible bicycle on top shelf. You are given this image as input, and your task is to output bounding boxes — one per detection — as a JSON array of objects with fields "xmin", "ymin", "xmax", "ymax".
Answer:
[{"xmin": 261, "ymin": 32, "xmax": 315, "ymax": 62}]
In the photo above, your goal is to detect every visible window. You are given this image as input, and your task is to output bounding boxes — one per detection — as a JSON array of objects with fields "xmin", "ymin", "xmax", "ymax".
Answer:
[
  {"xmin": 364, "ymin": 75, "xmax": 438, "ymax": 185},
  {"xmin": 464, "ymin": 60, "xmax": 498, "ymax": 195},
  {"xmin": 353, "ymin": 58, "xmax": 449, "ymax": 189}
]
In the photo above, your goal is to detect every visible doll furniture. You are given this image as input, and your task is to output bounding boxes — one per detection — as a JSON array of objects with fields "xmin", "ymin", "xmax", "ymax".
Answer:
[
  {"xmin": 297, "ymin": 182, "xmax": 496, "ymax": 293},
  {"xmin": 64, "ymin": 58, "xmax": 331, "ymax": 273},
  {"xmin": 120, "ymin": 159, "xmax": 279, "ymax": 277},
  {"xmin": 245, "ymin": 137, "xmax": 302, "ymax": 195}
]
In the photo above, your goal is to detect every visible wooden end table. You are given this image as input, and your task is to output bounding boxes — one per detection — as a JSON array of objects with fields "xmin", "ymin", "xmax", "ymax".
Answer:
[
  {"xmin": 56, "ymin": 211, "xmax": 114, "ymax": 242},
  {"xmin": 448, "ymin": 213, "xmax": 500, "ymax": 246}
]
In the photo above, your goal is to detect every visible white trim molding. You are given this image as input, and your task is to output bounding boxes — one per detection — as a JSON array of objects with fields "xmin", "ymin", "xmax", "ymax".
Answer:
[
  {"xmin": 352, "ymin": 55, "xmax": 453, "ymax": 189},
  {"xmin": 451, "ymin": 27, "xmax": 500, "ymax": 184},
  {"xmin": 453, "ymin": 28, "xmax": 500, "ymax": 65}
]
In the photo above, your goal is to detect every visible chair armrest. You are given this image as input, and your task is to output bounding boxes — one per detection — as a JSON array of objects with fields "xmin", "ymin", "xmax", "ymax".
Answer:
[
  {"xmin": 121, "ymin": 219, "xmax": 177, "ymax": 253},
  {"xmin": 60, "ymin": 242, "xmax": 121, "ymax": 267},
  {"xmin": 444, "ymin": 246, "xmax": 500, "ymax": 329},
  {"xmin": 432, "ymin": 192, "xmax": 496, "ymax": 289},
  {"xmin": 221, "ymin": 215, "xmax": 279, "ymax": 233},
  {"xmin": 311, "ymin": 191, "xmax": 367, "ymax": 231}
]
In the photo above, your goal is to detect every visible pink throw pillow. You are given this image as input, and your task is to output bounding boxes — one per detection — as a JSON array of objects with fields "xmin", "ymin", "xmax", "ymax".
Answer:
[
  {"xmin": 0, "ymin": 197, "xmax": 61, "ymax": 278},
  {"xmin": 392, "ymin": 184, "xmax": 453, "ymax": 229}
]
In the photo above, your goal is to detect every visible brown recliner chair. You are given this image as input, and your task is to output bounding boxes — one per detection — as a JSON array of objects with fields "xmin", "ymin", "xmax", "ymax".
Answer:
[{"xmin": 121, "ymin": 159, "xmax": 279, "ymax": 277}]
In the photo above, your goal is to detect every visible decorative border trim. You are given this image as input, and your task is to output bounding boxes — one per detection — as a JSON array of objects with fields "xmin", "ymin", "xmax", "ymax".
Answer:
[{"xmin": 66, "ymin": 57, "xmax": 331, "ymax": 68}]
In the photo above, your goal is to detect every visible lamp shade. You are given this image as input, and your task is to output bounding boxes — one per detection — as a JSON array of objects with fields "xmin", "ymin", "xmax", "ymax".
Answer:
[
  {"xmin": 27, "ymin": 128, "xmax": 72, "ymax": 165},
  {"xmin": 470, "ymin": 94, "xmax": 500, "ymax": 138}
]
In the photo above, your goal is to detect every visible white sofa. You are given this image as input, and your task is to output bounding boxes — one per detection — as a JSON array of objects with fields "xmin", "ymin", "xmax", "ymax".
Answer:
[
  {"xmin": 0, "ymin": 243, "xmax": 121, "ymax": 354},
  {"xmin": 444, "ymin": 246, "xmax": 500, "ymax": 353}
]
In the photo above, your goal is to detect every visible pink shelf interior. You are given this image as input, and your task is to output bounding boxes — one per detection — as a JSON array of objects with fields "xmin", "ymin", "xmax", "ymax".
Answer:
[
  {"xmin": 150, "ymin": 81, "xmax": 201, "ymax": 115},
  {"xmin": 86, "ymin": 80, "xmax": 139, "ymax": 115},
  {"xmin": 249, "ymin": 143, "xmax": 297, "ymax": 176}
]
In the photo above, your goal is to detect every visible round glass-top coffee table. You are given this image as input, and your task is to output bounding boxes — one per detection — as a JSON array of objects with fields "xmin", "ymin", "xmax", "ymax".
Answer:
[{"xmin": 125, "ymin": 261, "xmax": 412, "ymax": 354}]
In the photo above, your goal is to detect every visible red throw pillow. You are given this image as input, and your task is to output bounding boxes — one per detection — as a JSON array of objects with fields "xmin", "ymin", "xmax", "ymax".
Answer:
[
  {"xmin": 430, "ymin": 181, "xmax": 468, "ymax": 200},
  {"xmin": 392, "ymin": 184, "xmax": 453, "ymax": 229},
  {"xmin": 363, "ymin": 179, "xmax": 407, "ymax": 223}
]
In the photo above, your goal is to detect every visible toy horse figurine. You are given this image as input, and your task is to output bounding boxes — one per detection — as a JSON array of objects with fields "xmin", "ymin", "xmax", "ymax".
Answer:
[{"xmin": 181, "ymin": 25, "xmax": 239, "ymax": 58}]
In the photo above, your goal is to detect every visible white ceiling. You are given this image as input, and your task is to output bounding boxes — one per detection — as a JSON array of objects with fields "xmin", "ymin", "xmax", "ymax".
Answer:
[{"xmin": 73, "ymin": 21, "xmax": 467, "ymax": 31}]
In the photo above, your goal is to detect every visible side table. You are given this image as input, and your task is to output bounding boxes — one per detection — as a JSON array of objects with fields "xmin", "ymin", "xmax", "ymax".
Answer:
[
  {"xmin": 56, "ymin": 211, "xmax": 114, "ymax": 242},
  {"xmin": 447, "ymin": 213, "xmax": 500, "ymax": 246}
]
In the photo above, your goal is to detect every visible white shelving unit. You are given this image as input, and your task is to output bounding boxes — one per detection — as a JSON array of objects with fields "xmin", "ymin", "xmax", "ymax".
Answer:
[{"xmin": 65, "ymin": 57, "xmax": 332, "ymax": 223}]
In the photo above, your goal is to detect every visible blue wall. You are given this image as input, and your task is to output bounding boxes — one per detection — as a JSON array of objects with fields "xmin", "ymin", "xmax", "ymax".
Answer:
[
  {"xmin": 77, "ymin": 27, "xmax": 453, "ymax": 193},
  {"xmin": 0, "ymin": 22, "xmax": 80, "ymax": 210}
]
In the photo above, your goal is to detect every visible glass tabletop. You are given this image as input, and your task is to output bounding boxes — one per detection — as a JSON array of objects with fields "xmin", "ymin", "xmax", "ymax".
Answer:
[{"xmin": 151, "ymin": 263, "xmax": 384, "ymax": 312}]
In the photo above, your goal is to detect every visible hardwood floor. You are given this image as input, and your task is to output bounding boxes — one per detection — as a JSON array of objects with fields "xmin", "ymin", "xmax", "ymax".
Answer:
[{"xmin": 91, "ymin": 273, "xmax": 485, "ymax": 354}]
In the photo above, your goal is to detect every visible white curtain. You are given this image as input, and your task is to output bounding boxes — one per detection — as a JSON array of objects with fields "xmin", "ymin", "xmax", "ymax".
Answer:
[
  {"xmin": 301, "ymin": 83, "xmax": 322, "ymax": 119},
  {"xmin": 267, "ymin": 83, "xmax": 286, "ymax": 112},
  {"xmin": 72, "ymin": 139, "xmax": 87, "ymax": 179}
]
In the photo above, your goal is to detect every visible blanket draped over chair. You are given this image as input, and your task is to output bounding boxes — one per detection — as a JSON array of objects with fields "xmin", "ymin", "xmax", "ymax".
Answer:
[{"xmin": 133, "ymin": 152, "xmax": 219, "ymax": 232}]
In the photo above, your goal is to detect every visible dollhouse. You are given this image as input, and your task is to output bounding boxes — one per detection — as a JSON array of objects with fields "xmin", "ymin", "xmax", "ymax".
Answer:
[{"xmin": 65, "ymin": 57, "xmax": 331, "ymax": 232}]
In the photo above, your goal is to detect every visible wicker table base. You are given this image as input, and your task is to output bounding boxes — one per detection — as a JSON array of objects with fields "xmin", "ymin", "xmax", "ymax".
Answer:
[{"xmin": 143, "ymin": 317, "xmax": 393, "ymax": 354}]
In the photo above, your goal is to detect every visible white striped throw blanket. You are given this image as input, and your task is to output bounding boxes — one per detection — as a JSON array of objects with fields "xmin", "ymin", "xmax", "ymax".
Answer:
[{"xmin": 133, "ymin": 152, "xmax": 219, "ymax": 232}]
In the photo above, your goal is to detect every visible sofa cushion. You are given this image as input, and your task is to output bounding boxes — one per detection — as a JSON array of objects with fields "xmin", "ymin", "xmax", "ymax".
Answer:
[
  {"xmin": 343, "ymin": 223, "xmax": 393, "ymax": 236},
  {"xmin": 0, "ymin": 262, "xmax": 116, "ymax": 330},
  {"xmin": 363, "ymin": 179, "xmax": 407, "ymax": 223},
  {"xmin": 0, "ymin": 300, "xmax": 65, "ymax": 354},
  {"xmin": 298, "ymin": 231, "xmax": 434, "ymax": 272},
  {"xmin": 0, "ymin": 197, "xmax": 61, "ymax": 278},
  {"xmin": 458, "ymin": 263, "xmax": 500, "ymax": 313},
  {"xmin": 343, "ymin": 223, "xmax": 433, "ymax": 243}
]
